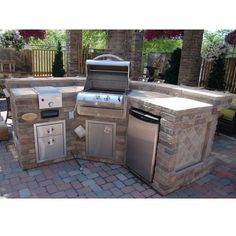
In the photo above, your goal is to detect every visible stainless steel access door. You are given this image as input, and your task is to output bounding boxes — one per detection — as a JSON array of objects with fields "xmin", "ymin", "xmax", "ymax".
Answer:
[
  {"xmin": 126, "ymin": 109, "xmax": 160, "ymax": 182},
  {"xmin": 86, "ymin": 120, "xmax": 116, "ymax": 159}
]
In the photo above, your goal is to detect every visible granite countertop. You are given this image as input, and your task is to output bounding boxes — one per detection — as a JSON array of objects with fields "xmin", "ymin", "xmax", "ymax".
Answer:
[
  {"xmin": 130, "ymin": 81, "xmax": 235, "ymax": 102},
  {"xmin": 128, "ymin": 90, "xmax": 213, "ymax": 113},
  {"xmin": 10, "ymin": 86, "xmax": 213, "ymax": 113},
  {"xmin": 10, "ymin": 86, "xmax": 84, "ymax": 98},
  {"xmin": 6, "ymin": 77, "xmax": 86, "ymax": 82}
]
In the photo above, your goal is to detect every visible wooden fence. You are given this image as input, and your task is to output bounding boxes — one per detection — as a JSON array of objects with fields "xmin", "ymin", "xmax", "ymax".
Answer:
[
  {"xmin": 31, "ymin": 49, "xmax": 236, "ymax": 93},
  {"xmin": 199, "ymin": 57, "xmax": 236, "ymax": 93},
  {"xmin": 32, "ymin": 49, "xmax": 67, "ymax": 77},
  {"xmin": 32, "ymin": 48, "xmax": 91, "ymax": 77}
]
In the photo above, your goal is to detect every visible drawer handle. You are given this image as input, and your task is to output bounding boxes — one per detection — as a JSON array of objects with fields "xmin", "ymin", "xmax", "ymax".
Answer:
[
  {"xmin": 48, "ymin": 138, "xmax": 55, "ymax": 145},
  {"xmin": 47, "ymin": 127, "xmax": 54, "ymax": 134},
  {"xmin": 104, "ymin": 127, "xmax": 112, "ymax": 134}
]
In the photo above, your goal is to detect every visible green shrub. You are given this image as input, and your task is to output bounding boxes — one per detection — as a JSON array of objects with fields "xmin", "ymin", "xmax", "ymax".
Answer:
[
  {"xmin": 52, "ymin": 41, "xmax": 65, "ymax": 77},
  {"xmin": 163, "ymin": 48, "xmax": 181, "ymax": 85},
  {"xmin": 207, "ymin": 54, "xmax": 226, "ymax": 90}
]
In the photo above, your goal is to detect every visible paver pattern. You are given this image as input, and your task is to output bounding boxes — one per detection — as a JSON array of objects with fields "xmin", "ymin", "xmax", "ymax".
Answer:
[
  {"xmin": 0, "ymin": 133, "xmax": 235, "ymax": 198},
  {"xmin": 0, "ymin": 98, "xmax": 235, "ymax": 198}
]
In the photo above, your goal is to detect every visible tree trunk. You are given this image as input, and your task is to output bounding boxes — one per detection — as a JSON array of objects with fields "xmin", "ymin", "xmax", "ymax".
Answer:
[{"xmin": 178, "ymin": 30, "xmax": 204, "ymax": 86}]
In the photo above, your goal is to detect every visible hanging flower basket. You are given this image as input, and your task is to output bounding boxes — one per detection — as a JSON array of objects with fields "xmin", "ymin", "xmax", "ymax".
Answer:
[
  {"xmin": 144, "ymin": 30, "xmax": 184, "ymax": 41},
  {"xmin": 225, "ymin": 30, "xmax": 236, "ymax": 45},
  {"xmin": 18, "ymin": 30, "xmax": 46, "ymax": 41}
]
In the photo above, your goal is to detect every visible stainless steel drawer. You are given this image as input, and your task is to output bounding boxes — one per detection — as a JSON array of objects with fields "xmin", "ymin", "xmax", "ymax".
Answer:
[
  {"xmin": 37, "ymin": 135, "xmax": 65, "ymax": 162},
  {"xmin": 36, "ymin": 122, "xmax": 63, "ymax": 138},
  {"xmin": 34, "ymin": 120, "xmax": 66, "ymax": 163}
]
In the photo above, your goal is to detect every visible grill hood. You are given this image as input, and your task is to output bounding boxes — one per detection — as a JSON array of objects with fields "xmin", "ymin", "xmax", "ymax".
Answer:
[{"xmin": 84, "ymin": 54, "xmax": 130, "ymax": 93}]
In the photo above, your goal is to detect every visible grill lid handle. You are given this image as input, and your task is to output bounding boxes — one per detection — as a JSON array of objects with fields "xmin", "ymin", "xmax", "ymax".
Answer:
[{"xmin": 93, "ymin": 54, "xmax": 124, "ymax": 61}]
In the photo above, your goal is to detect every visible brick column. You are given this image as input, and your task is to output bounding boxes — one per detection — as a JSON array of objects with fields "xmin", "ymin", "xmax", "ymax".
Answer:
[
  {"xmin": 66, "ymin": 30, "xmax": 82, "ymax": 76},
  {"xmin": 130, "ymin": 31, "xmax": 144, "ymax": 80},
  {"xmin": 178, "ymin": 30, "xmax": 204, "ymax": 86},
  {"xmin": 107, "ymin": 30, "xmax": 132, "ymax": 60},
  {"xmin": 107, "ymin": 30, "xmax": 143, "ymax": 79}
]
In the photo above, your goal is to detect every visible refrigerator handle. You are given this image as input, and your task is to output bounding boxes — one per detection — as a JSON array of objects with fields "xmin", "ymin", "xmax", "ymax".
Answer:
[{"xmin": 130, "ymin": 109, "xmax": 159, "ymax": 124}]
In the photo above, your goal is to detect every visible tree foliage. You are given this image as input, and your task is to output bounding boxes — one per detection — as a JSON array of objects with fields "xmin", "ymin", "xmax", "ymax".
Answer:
[
  {"xmin": 202, "ymin": 30, "xmax": 232, "ymax": 54},
  {"xmin": 52, "ymin": 41, "xmax": 65, "ymax": 77},
  {"xmin": 143, "ymin": 38, "xmax": 182, "ymax": 53},
  {"xmin": 28, "ymin": 30, "xmax": 66, "ymax": 48},
  {"xmin": 82, "ymin": 30, "xmax": 107, "ymax": 48},
  {"xmin": 0, "ymin": 30, "xmax": 25, "ymax": 51},
  {"xmin": 28, "ymin": 30, "xmax": 107, "ymax": 49}
]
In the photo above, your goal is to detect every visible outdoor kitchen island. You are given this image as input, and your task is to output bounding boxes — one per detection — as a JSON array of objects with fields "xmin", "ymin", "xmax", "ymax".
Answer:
[{"xmin": 9, "ymin": 80, "xmax": 234, "ymax": 195}]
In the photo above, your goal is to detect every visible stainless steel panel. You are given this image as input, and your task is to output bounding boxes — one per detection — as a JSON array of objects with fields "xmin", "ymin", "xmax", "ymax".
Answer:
[
  {"xmin": 34, "ymin": 86, "xmax": 61, "ymax": 95},
  {"xmin": 85, "ymin": 54, "xmax": 130, "ymax": 92},
  {"xmin": 86, "ymin": 59, "xmax": 130, "ymax": 67},
  {"xmin": 77, "ymin": 92, "xmax": 123, "ymax": 108},
  {"xmin": 38, "ymin": 95, "xmax": 62, "ymax": 109},
  {"xmin": 34, "ymin": 120, "xmax": 66, "ymax": 163},
  {"xmin": 126, "ymin": 113, "xmax": 159, "ymax": 182},
  {"xmin": 34, "ymin": 86, "xmax": 62, "ymax": 109},
  {"xmin": 37, "ymin": 135, "xmax": 65, "ymax": 162},
  {"xmin": 78, "ymin": 107, "xmax": 124, "ymax": 119},
  {"xmin": 89, "ymin": 77, "xmax": 128, "ymax": 92},
  {"xmin": 86, "ymin": 120, "xmax": 116, "ymax": 159},
  {"xmin": 36, "ymin": 123, "xmax": 63, "ymax": 138}
]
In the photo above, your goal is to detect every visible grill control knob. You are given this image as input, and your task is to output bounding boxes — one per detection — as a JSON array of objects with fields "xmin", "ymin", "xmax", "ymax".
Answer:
[
  {"xmin": 48, "ymin": 102, "xmax": 54, "ymax": 107},
  {"xmin": 95, "ymin": 95, "xmax": 101, "ymax": 100}
]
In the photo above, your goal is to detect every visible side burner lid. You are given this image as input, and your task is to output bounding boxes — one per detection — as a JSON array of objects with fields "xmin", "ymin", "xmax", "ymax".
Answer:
[{"xmin": 34, "ymin": 86, "xmax": 61, "ymax": 96}]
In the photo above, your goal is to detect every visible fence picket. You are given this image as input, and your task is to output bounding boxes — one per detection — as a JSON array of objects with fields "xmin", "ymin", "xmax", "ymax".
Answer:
[
  {"xmin": 32, "ymin": 48, "xmax": 66, "ymax": 77},
  {"xmin": 199, "ymin": 58, "xmax": 236, "ymax": 93},
  {"xmin": 31, "ymin": 48, "xmax": 236, "ymax": 93}
]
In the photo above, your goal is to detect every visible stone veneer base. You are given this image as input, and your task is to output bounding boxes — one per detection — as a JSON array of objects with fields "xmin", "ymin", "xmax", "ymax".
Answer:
[
  {"xmin": 8, "ymin": 78, "xmax": 234, "ymax": 195},
  {"xmin": 151, "ymin": 156, "xmax": 216, "ymax": 195}
]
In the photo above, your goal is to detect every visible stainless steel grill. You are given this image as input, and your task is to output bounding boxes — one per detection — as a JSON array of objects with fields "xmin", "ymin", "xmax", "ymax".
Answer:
[{"xmin": 76, "ymin": 54, "xmax": 130, "ymax": 118}]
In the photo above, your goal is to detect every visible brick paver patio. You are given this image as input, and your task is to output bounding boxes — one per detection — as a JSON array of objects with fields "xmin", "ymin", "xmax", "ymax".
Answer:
[
  {"xmin": 0, "ymin": 99, "xmax": 236, "ymax": 198},
  {"xmin": 0, "ymin": 131, "xmax": 235, "ymax": 198}
]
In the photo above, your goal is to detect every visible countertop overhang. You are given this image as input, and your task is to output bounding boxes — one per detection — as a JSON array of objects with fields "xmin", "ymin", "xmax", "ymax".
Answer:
[{"xmin": 10, "ymin": 86, "xmax": 213, "ymax": 114}]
